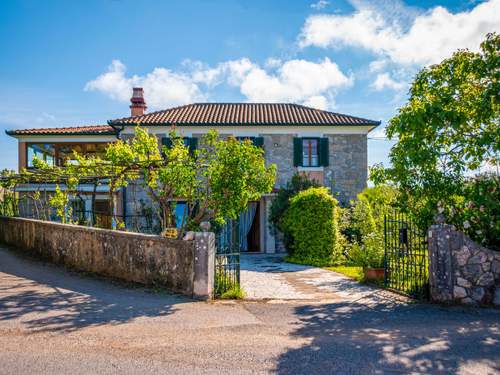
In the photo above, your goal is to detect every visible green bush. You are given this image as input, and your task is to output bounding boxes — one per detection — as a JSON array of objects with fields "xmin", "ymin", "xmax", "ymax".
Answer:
[
  {"xmin": 341, "ymin": 186, "xmax": 396, "ymax": 268},
  {"xmin": 447, "ymin": 174, "xmax": 499, "ymax": 251},
  {"xmin": 269, "ymin": 173, "xmax": 320, "ymax": 251},
  {"xmin": 282, "ymin": 187, "xmax": 344, "ymax": 266}
]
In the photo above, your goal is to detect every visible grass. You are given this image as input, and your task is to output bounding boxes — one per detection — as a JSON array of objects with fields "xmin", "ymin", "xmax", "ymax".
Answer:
[
  {"xmin": 219, "ymin": 285, "xmax": 246, "ymax": 300},
  {"xmin": 324, "ymin": 266, "xmax": 364, "ymax": 281},
  {"xmin": 214, "ymin": 267, "xmax": 245, "ymax": 299}
]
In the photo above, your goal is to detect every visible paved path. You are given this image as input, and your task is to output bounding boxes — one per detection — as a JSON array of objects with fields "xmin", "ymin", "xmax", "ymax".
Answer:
[
  {"xmin": 1, "ymin": 246, "xmax": 499, "ymax": 374},
  {"xmin": 241, "ymin": 254, "xmax": 389, "ymax": 302}
]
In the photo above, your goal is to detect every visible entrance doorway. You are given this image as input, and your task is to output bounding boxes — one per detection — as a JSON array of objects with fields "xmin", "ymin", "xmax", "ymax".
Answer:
[{"xmin": 246, "ymin": 202, "xmax": 261, "ymax": 252}]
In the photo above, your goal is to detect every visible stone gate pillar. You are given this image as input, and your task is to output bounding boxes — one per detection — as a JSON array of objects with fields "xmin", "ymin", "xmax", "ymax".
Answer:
[
  {"xmin": 193, "ymin": 232, "xmax": 215, "ymax": 300},
  {"xmin": 428, "ymin": 223, "xmax": 460, "ymax": 303}
]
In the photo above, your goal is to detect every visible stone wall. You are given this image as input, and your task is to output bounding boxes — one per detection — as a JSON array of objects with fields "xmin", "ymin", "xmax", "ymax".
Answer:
[
  {"xmin": 428, "ymin": 223, "xmax": 500, "ymax": 306},
  {"xmin": 325, "ymin": 134, "xmax": 367, "ymax": 204},
  {"xmin": 0, "ymin": 217, "xmax": 215, "ymax": 299},
  {"xmin": 262, "ymin": 133, "xmax": 367, "ymax": 202},
  {"xmin": 263, "ymin": 133, "xmax": 295, "ymax": 187}
]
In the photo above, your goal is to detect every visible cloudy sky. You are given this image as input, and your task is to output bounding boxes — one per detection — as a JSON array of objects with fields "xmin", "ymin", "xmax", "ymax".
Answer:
[{"xmin": 0, "ymin": 0, "xmax": 498, "ymax": 171}]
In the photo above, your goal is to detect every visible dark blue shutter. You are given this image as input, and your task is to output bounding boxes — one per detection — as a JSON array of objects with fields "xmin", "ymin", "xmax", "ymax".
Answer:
[
  {"xmin": 319, "ymin": 137, "xmax": 329, "ymax": 166},
  {"xmin": 188, "ymin": 137, "xmax": 198, "ymax": 154},
  {"xmin": 162, "ymin": 137, "xmax": 172, "ymax": 150},
  {"xmin": 253, "ymin": 137, "xmax": 264, "ymax": 148},
  {"xmin": 293, "ymin": 138, "xmax": 303, "ymax": 167}
]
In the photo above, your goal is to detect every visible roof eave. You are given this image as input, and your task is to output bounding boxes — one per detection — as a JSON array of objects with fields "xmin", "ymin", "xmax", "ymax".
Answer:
[
  {"xmin": 108, "ymin": 121, "xmax": 381, "ymax": 127},
  {"xmin": 5, "ymin": 130, "xmax": 118, "ymax": 137}
]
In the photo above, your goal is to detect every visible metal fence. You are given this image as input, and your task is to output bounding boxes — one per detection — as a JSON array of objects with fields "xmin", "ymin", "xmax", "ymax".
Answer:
[
  {"xmin": 214, "ymin": 219, "xmax": 241, "ymax": 297},
  {"xmin": 384, "ymin": 211, "xmax": 429, "ymax": 299},
  {"xmin": 1, "ymin": 194, "xmax": 162, "ymax": 235}
]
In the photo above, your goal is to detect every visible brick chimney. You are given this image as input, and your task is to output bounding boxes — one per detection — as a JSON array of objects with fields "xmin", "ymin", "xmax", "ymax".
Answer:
[{"xmin": 130, "ymin": 87, "xmax": 147, "ymax": 117}]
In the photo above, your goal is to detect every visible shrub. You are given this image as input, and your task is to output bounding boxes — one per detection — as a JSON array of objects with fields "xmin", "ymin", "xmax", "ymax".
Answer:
[
  {"xmin": 282, "ymin": 187, "xmax": 344, "ymax": 266},
  {"xmin": 269, "ymin": 173, "xmax": 320, "ymax": 251},
  {"xmin": 341, "ymin": 186, "xmax": 396, "ymax": 268},
  {"xmin": 447, "ymin": 173, "xmax": 499, "ymax": 251}
]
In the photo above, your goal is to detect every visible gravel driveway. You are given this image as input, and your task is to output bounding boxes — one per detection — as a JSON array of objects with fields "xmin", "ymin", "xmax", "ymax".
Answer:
[
  {"xmin": 241, "ymin": 253, "xmax": 391, "ymax": 303},
  {"xmin": 1, "ymin": 245, "xmax": 499, "ymax": 374}
]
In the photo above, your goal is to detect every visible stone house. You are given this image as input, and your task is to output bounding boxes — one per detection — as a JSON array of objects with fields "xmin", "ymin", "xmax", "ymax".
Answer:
[{"xmin": 6, "ymin": 87, "xmax": 379, "ymax": 253}]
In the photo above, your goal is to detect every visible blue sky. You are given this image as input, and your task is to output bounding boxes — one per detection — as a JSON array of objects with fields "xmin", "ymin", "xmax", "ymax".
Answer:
[{"xmin": 0, "ymin": 0, "xmax": 498, "ymax": 171}]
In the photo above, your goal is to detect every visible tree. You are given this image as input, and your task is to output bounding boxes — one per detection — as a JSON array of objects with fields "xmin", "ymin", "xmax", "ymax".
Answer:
[
  {"xmin": 372, "ymin": 32, "xmax": 500, "ymax": 228},
  {"xmin": 105, "ymin": 127, "xmax": 276, "ymax": 237}
]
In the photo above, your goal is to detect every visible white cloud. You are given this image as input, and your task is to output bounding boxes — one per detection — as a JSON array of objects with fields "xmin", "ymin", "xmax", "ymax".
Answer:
[
  {"xmin": 371, "ymin": 73, "xmax": 404, "ymax": 91},
  {"xmin": 223, "ymin": 57, "xmax": 352, "ymax": 108},
  {"xmin": 369, "ymin": 59, "xmax": 388, "ymax": 72},
  {"xmin": 299, "ymin": 0, "xmax": 500, "ymax": 66},
  {"xmin": 86, "ymin": 57, "xmax": 352, "ymax": 111},
  {"xmin": 85, "ymin": 60, "xmax": 206, "ymax": 109},
  {"xmin": 311, "ymin": 0, "xmax": 329, "ymax": 10},
  {"xmin": 265, "ymin": 57, "xmax": 282, "ymax": 69},
  {"xmin": 301, "ymin": 95, "xmax": 329, "ymax": 110},
  {"xmin": 84, "ymin": 60, "xmax": 133, "ymax": 102}
]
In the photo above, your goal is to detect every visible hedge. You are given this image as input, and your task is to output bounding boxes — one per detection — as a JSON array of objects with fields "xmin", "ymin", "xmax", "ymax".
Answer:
[{"xmin": 282, "ymin": 187, "xmax": 344, "ymax": 266}]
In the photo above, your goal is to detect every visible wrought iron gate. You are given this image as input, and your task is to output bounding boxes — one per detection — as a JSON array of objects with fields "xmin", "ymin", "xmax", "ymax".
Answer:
[
  {"xmin": 214, "ymin": 219, "xmax": 241, "ymax": 297},
  {"xmin": 384, "ymin": 212, "xmax": 429, "ymax": 299}
]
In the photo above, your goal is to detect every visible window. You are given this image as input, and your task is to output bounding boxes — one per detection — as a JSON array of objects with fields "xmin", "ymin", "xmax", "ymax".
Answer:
[
  {"xmin": 57, "ymin": 143, "xmax": 107, "ymax": 166},
  {"xmin": 26, "ymin": 143, "xmax": 109, "ymax": 168},
  {"xmin": 27, "ymin": 144, "xmax": 55, "ymax": 167},
  {"xmin": 236, "ymin": 136, "xmax": 264, "ymax": 148},
  {"xmin": 162, "ymin": 137, "xmax": 197, "ymax": 155},
  {"xmin": 293, "ymin": 137, "xmax": 329, "ymax": 167},
  {"xmin": 302, "ymin": 138, "xmax": 319, "ymax": 167},
  {"xmin": 174, "ymin": 202, "xmax": 188, "ymax": 228}
]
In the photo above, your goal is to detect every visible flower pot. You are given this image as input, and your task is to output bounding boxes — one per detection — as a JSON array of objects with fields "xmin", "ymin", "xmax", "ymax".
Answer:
[
  {"xmin": 364, "ymin": 267, "xmax": 385, "ymax": 281},
  {"xmin": 161, "ymin": 227, "xmax": 178, "ymax": 239}
]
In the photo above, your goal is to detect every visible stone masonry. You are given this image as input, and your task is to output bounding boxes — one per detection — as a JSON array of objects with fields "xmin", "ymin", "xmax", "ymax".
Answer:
[
  {"xmin": 262, "ymin": 133, "xmax": 295, "ymax": 187},
  {"xmin": 119, "ymin": 132, "xmax": 368, "ymax": 252},
  {"xmin": 428, "ymin": 223, "xmax": 500, "ymax": 306},
  {"xmin": 262, "ymin": 133, "xmax": 367, "ymax": 201},
  {"xmin": 0, "ymin": 216, "xmax": 216, "ymax": 299},
  {"xmin": 325, "ymin": 134, "xmax": 367, "ymax": 203}
]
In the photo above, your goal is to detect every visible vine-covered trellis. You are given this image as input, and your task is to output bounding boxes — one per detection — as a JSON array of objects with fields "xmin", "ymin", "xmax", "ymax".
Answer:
[{"xmin": 0, "ymin": 127, "xmax": 276, "ymax": 239}]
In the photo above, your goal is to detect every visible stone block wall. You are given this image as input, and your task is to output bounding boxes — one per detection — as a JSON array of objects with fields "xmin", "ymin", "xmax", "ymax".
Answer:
[
  {"xmin": 325, "ymin": 134, "xmax": 367, "ymax": 204},
  {"xmin": 262, "ymin": 133, "xmax": 295, "ymax": 187},
  {"xmin": 0, "ymin": 217, "xmax": 215, "ymax": 299},
  {"xmin": 262, "ymin": 133, "xmax": 367, "ymax": 202},
  {"xmin": 428, "ymin": 223, "xmax": 500, "ymax": 306}
]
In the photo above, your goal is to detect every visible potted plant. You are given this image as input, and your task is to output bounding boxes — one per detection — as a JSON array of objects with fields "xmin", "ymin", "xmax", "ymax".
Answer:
[
  {"xmin": 349, "ymin": 234, "xmax": 385, "ymax": 281},
  {"xmin": 362, "ymin": 234, "xmax": 385, "ymax": 281}
]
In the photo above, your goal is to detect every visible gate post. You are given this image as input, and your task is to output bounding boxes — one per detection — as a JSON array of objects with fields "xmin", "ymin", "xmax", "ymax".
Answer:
[
  {"xmin": 428, "ymin": 222, "xmax": 459, "ymax": 303},
  {"xmin": 193, "ymin": 232, "xmax": 215, "ymax": 300}
]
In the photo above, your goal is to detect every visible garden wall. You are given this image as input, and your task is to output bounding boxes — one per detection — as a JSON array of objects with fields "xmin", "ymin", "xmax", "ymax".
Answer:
[
  {"xmin": 0, "ymin": 217, "xmax": 214, "ymax": 299},
  {"xmin": 428, "ymin": 223, "xmax": 500, "ymax": 306}
]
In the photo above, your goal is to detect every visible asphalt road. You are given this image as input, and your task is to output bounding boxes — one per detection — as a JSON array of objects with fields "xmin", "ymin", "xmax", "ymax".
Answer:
[{"xmin": 0, "ymin": 246, "xmax": 499, "ymax": 375}]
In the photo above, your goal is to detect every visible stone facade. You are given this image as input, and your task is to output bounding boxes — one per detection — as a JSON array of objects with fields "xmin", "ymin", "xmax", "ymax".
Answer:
[
  {"xmin": 325, "ymin": 134, "xmax": 367, "ymax": 203},
  {"xmin": 262, "ymin": 133, "xmax": 368, "ymax": 201},
  {"xmin": 428, "ymin": 223, "xmax": 500, "ymax": 306},
  {"xmin": 0, "ymin": 216, "xmax": 215, "ymax": 299},
  {"xmin": 262, "ymin": 133, "xmax": 295, "ymax": 187},
  {"xmin": 120, "ymin": 132, "xmax": 368, "ymax": 252}
]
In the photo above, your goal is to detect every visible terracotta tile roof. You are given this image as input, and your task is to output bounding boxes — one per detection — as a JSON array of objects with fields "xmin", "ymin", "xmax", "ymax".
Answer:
[
  {"xmin": 108, "ymin": 103, "xmax": 380, "ymax": 127},
  {"xmin": 6, "ymin": 125, "xmax": 116, "ymax": 136}
]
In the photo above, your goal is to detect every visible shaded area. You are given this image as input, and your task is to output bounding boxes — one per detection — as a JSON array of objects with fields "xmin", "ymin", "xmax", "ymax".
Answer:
[
  {"xmin": 276, "ymin": 300, "xmax": 500, "ymax": 374},
  {"xmin": 0, "ymin": 246, "xmax": 188, "ymax": 332}
]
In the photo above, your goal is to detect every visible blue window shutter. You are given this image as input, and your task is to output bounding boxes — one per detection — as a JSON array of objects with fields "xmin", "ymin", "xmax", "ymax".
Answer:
[
  {"xmin": 293, "ymin": 138, "xmax": 303, "ymax": 167},
  {"xmin": 188, "ymin": 137, "xmax": 198, "ymax": 154},
  {"xmin": 162, "ymin": 137, "xmax": 172, "ymax": 149},
  {"xmin": 253, "ymin": 137, "xmax": 264, "ymax": 148},
  {"xmin": 319, "ymin": 137, "xmax": 329, "ymax": 166}
]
